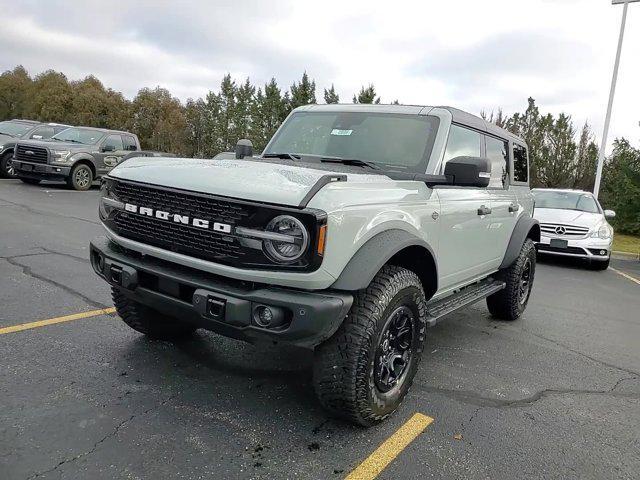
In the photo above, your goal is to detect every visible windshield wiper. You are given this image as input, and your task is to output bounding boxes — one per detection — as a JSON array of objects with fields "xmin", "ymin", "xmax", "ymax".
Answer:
[
  {"xmin": 262, "ymin": 153, "xmax": 301, "ymax": 160},
  {"xmin": 0, "ymin": 131, "xmax": 16, "ymax": 137},
  {"xmin": 63, "ymin": 139, "xmax": 82, "ymax": 144},
  {"xmin": 319, "ymin": 156, "xmax": 380, "ymax": 170}
]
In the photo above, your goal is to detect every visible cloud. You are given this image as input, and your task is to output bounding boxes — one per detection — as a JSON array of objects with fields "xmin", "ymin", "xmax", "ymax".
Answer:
[{"xmin": 0, "ymin": 0, "xmax": 638, "ymax": 150}]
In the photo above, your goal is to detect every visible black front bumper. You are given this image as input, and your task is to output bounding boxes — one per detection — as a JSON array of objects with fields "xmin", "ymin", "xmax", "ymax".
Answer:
[
  {"xmin": 13, "ymin": 160, "xmax": 70, "ymax": 180},
  {"xmin": 90, "ymin": 236, "xmax": 353, "ymax": 348}
]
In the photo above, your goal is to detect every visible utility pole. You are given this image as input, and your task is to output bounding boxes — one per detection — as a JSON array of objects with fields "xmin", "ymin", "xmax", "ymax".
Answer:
[{"xmin": 593, "ymin": 0, "xmax": 638, "ymax": 199}]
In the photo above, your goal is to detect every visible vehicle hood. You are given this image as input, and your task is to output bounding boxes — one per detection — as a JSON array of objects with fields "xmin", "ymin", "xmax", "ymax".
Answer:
[
  {"xmin": 17, "ymin": 139, "xmax": 88, "ymax": 150},
  {"xmin": 0, "ymin": 133, "xmax": 18, "ymax": 146},
  {"xmin": 534, "ymin": 208, "xmax": 604, "ymax": 228},
  {"xmin": 108, "ymin": 157, "xmax": 389, "ymax": 207}
]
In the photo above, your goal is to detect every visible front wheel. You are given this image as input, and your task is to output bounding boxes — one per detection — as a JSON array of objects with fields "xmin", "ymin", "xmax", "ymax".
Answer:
[
  {"xmin": 1, "ymin": 152, "xmax": 17, "ymax": 178},
  {"xmin": 487, "ymin": 238, "xmax": 536, "ymax": 320},
  {"xmin": 67, "ymin": 163, "xmax": 94, "ymax": 190},
  {"xmin": 313, "ymin": 265, "xmax": 427, "ymax": 426}
]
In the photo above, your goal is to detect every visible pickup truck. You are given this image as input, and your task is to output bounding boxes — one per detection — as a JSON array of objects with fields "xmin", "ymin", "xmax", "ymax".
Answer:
[{"xmin": 13, "ymin": 126, "xmax": 141, "ymax": 190}]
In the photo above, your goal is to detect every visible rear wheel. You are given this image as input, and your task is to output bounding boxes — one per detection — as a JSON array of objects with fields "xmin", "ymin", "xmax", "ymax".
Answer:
[
  {"xmin": 487, "ymin": 238, "xmax": 536, "ymax": 321},
  {"xmin": 313, "ymin": 265, "xmax": 427, "ymax": 426},
  {"xmin": 19, "ymin": 177, "xmax": 41, "ymax": 185},
  {"xmin": 1, "ymin": 152, "xmax": 17, "ymax": 178},
  {"xmin": 112, "ymin": 287, "xmax": 197, "ymax": 340},
  {"xmin": 67, "ymin": 163, "xmax": 93, "ymax": 190}
]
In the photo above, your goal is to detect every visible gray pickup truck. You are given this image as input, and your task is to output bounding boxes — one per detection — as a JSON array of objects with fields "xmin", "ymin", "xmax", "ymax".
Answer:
[
  {"xmin": 0, "ymin": 119, "xmax": 70, "ymax": 178},
  {"xmin": 13, "ymin": 126, "xmax": 141, "ymax": 190}
]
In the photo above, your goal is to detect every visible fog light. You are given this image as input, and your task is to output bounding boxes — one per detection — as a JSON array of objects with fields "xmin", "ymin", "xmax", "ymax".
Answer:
[
  {"xmin": 600, "ymin": 250, "xmax": 606, "ymax": 255},
  {"xmin": 256, "ymin": 306, "xmax": 273, "ymax": 327},
  {"xmin": 252, "ymin": 304, "xmax": 288, "ymax": 329}
]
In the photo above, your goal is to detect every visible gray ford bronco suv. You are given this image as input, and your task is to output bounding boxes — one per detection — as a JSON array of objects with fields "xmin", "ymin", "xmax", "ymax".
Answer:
[
  {"xmin": 90, "ymin": 104, "xmax": 539, "ymax": 426},
  {"xmin": 13, "ymin": 126, "xmax": 141, "ymax": 190}
]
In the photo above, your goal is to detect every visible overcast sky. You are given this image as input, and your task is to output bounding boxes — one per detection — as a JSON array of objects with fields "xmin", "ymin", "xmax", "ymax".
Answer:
[{"xmin": 1, "ymin": 0, "xmax": 638, "ymax": 152}]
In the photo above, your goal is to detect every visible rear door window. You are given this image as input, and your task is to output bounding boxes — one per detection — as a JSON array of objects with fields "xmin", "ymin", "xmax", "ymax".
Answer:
[
  {"xmin": 123, "ymin": 135, "xmax": 138, "ymax": 151},
  {"xmin": 513, "ymin": 144, "xmax": 528, "ymax": 183},
  {"xmin": 103, "ymin": 134, "xmax": 124, "ymax": 151},
  {"xmin": 485, "ymin": 136, "xmax": 509, "ymax": 188}
]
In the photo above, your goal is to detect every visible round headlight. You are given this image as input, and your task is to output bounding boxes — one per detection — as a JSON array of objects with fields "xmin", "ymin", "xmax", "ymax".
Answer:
[
  {"xmin": 598, "ymin": 225, "xmax": 611, "ymax": 239},
  {"xmin": 263, "ymin": 215, "xmax": 309, "ymax": 263}
]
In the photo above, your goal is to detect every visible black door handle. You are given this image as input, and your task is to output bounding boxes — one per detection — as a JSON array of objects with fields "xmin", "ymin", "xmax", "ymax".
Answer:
[
  {"xmin": 509, "ymin": 203, "xmax": 520, "ymax": 213},
  {"xmin": 477, "ymin": 205, "xmax": 492, "ymax": 216}
]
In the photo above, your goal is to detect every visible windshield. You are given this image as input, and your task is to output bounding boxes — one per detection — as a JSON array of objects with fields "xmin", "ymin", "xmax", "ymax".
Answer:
[
  {"xmin": 533, "ymin": 190, "xmax": 601, "ymax": 213},
  {"xmin": 264, "ymin": 112, "xmax": 440, "ymax": 173},
  {"xmin": 51, "ymin": 127, "xmax": 104, "ymax": 145},
  {"xmin": 0, "ymin": 121, "xmax": 35, "ymax": 137}
]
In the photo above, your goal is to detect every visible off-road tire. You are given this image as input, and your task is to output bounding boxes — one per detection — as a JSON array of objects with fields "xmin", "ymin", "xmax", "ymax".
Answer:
[
  {"xmin": 590, "ymin": 258, "xmax": 610, "ymax": 271},
  {"xmin": 487, "ymin": 238, "xmax": 536, "ymax": 321},
  {"xmin": 313, "ymin": 265, "xmax": 427, "ymax": 426},
  {"xmin": 112, "ymin": 287, "xmax": 197, "ymax": 340},
  {"xmin": 67, "ymin": 163, "xmax": 93, "ymax": 191},
  {"xmin": 1, "ymin": 152, "xmax": 16, "ymax": 178},
  {"xmin": 19, "ymin": 177, "xmax": 41, "ymax": 185}
]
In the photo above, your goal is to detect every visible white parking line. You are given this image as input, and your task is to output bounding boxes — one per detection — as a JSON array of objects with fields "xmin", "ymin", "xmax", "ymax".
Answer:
[{"xmin": 611, "ymin": 267, "xmax": 640, "ymax": 285}]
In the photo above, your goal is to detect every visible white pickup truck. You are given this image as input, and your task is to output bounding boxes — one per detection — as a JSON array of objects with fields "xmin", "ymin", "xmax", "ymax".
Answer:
[{"xmin": 90, "ymin": 104, "xmax": 540, "ymax": 425}]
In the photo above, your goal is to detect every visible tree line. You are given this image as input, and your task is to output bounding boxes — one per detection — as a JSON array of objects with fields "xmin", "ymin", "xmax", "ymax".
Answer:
[{"xmin": 0, "ymin": 65, "xmax": 637, "ymax": 234}]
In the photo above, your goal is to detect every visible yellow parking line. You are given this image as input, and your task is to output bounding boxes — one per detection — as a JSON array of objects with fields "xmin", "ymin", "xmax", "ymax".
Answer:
[
  {"xmin": 611, "ymin": 267, "xmax": 640, "ymax": 285},
  {"xmin": 0, "ymin": 307, "xmax": 116, "ymax": 335},
  {"xmin": 345, "ymin": 413, "xmax": 434, "ymax": 480}
]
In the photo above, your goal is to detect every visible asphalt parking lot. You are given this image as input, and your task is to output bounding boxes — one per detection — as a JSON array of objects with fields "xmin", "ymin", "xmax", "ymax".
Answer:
[{"xmin": 1, "ymin": 178, "xmax": 639, "ymax": 480}]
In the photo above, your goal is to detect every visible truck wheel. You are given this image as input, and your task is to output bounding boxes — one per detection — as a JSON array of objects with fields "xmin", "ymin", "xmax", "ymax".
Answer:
[
  {"xmin": 487, "ymin": 238, "xmax": 536, "ymax": 321},
  {"xmin": 313, "ymin": 265, "xmax": 427, "ymax": 426},
  {"xmin": 112, "ymin": 287, "xmax": 197, "ymax": 340},
  {"xmin": 19, "ymin": 177, "xmax": 41, "ymax": 185},
  {"xmin": 67, "ymin": 163, "xmax": 93, "ymax": 190},
  {"xmin": 1, "ymin": 152, "xmax": 17, "ymax": 178}
]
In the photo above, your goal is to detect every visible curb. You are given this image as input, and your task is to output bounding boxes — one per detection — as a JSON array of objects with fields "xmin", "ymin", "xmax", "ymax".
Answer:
[{"xmin": 612, "ymin": 250, "xmax": 640, "ymax": 261}]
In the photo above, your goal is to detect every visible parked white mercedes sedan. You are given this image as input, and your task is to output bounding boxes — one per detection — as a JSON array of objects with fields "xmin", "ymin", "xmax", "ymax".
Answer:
[{"xmin": 532, "ymin": 189, "xmax": 615, "ymax": 270}]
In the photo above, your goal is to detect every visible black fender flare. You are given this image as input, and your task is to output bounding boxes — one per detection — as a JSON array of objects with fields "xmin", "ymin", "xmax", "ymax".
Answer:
[
  {"xmin": 499, "ymin": 215, "xmax": 540, "ymax": 269},
  {"xmin": 330, "ymin": 229, "xmax": 437, "ymax": 291}
]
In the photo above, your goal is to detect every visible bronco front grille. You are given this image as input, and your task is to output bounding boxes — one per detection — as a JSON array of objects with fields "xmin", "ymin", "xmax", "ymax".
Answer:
[
  {"xmin": 105, "ymin": 178, "xmax": 323, "ymax": 271},
  {"xmin": 111, "ymin": 180, "xmax": 251, "ymax": 264},
  {"xmin": 15, "ymin": 145, "xmax": 48, "ymax": 164}
]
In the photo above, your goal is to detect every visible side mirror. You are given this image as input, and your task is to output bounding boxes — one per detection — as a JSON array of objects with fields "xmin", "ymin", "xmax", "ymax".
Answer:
[
  {"xmin": 235, "ymin": 139, "xmax": 253, "ymax": 159},
  {"xmin": 444, "ymin": 156, "xmax": 491, "ymax": 187},
  {"xmin": 604, "ymin": 209, "xmax": 616, "ymax": 218},
  {"xmin": 102, "ymin": 144, "xmax": 115, "ymax": 153}
]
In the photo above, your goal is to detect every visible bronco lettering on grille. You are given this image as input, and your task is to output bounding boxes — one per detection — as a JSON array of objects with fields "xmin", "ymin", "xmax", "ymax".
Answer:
[{"xmin": 124, "ymin": 203, "xmax": 232, "ymax": 233}]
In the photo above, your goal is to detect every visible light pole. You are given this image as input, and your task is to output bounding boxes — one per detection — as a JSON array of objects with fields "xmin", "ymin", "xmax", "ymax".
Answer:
[{"xmin": 593, "ymin": 0, "xmax": 638, "ymax": 199}]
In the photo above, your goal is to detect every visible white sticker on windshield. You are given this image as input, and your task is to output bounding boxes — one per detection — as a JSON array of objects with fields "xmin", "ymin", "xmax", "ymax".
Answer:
[{"xmin": 331, "ymin": 129, "xmax": 353, "ymax": 136}]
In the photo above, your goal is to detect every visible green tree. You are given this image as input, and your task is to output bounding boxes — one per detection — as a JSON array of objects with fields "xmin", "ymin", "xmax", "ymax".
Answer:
[
  {"xmin": 571, "ymin": 122, "xmax": 598, "ymax": 191},
  {"xmin": 323, "ymin": 84, "xmax": 339, "ymax": 104},
  {"xmin": 600, "ymin": 139, "xmax": 640, "ymax": 235},
  {"xmin": 69, "ymin": 76, "xmax": 131, "ymax": 130},
  {"xmin": 0, "ymin": 65, "xmax": 32, "ymax": 120},
  {"xmin": 24, "ymin": 70, "xmax": 73, "ymax": 123},
  {"xmin": 252, "ymin": 78, "xmax": 289, "ymax": 151},
  {"xmin": 129, "ymin": 86, "xmax": 187, "ymax": 155},
  {"xmin": 289, "ymin": 72, "xmax": 316, "ymax": 109},
  {"xmin": 352, "ymin": 84, "xmax": 380, "ymax": 104},
  {"xmin": 184, "ymin": 98, "xmax": 207, "ymax": 157}
]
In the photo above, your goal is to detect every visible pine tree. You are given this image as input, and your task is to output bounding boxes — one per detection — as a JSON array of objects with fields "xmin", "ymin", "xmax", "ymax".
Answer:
[
  {"xmin": 289, "ymin": 72, "xmax": 316, "ymax": 109},
  {"xmin": 323, "ymin": 84, "xmax": 339, "ymax": 104},
  {"xmin": 352, "ymin": 84, "xmax": 380, "ymax": 104}
]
